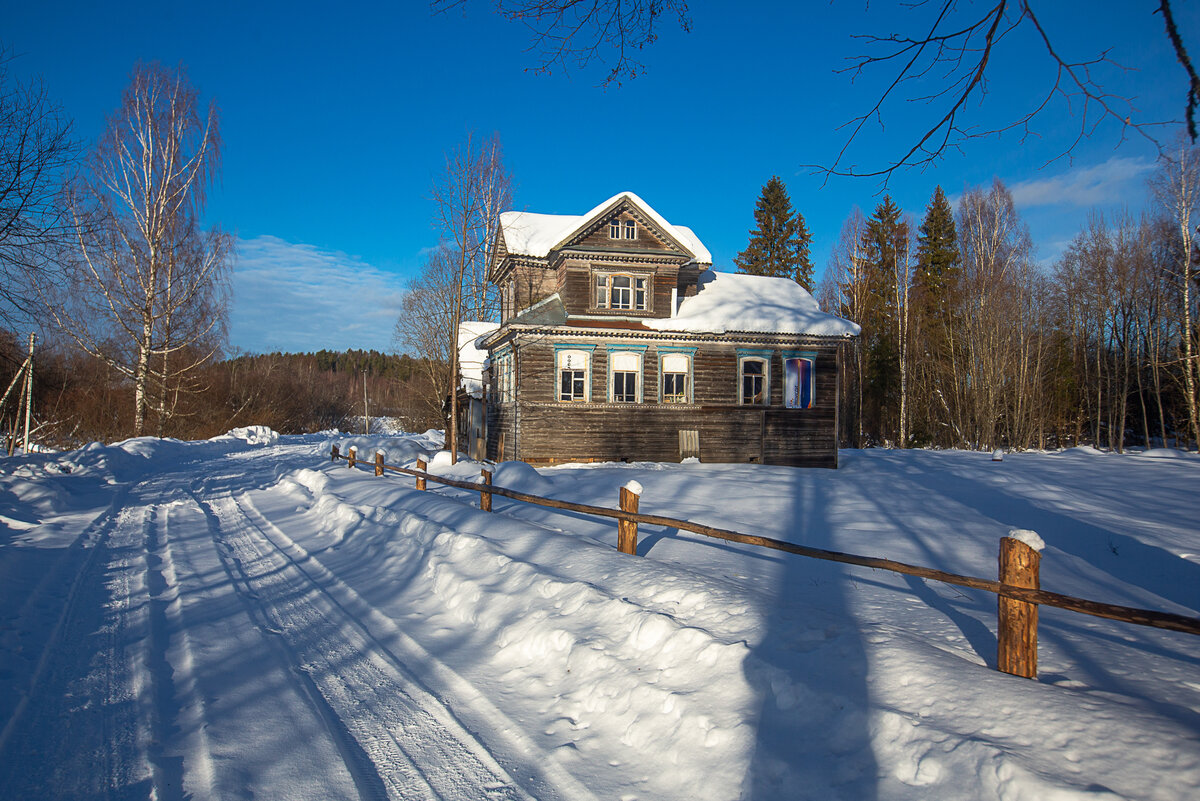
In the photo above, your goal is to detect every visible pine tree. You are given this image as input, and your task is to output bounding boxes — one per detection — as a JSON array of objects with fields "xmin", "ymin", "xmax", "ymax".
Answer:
[{"xmin": 734, "ymin": 176, "xmax": 815, "ymax": 289}]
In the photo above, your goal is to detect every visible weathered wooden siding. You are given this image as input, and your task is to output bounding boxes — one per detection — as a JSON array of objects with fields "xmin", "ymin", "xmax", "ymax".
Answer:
[
  {"xmin": 572, "ymin": 210, "xmax": 679, "ymax": 254},
  {"xmin": 489, "ymin": 340, "xmax": 842, "ymax": 467},
  {"xmin": 512, "ymin": 264, "xmax": 558, "ymax": 313}
]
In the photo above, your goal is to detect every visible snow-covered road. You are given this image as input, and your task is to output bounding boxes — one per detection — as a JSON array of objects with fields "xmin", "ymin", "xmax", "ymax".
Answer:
[{"xmin": 2, "ymin": 430, "xmax": 1199, "ymax": 800}]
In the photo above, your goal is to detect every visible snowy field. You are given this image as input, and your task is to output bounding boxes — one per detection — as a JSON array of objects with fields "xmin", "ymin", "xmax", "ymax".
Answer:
[{"xmin": 1, "ymin": 430, "xmax": 1198, "ymax": 800}]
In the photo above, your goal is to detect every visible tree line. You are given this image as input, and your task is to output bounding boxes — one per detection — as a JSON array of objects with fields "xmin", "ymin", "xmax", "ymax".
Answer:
[
  {"xmin": 806, "ymin": 146, "xmax": 1199, "ymax": 452},
  {"xmin": 0, "ymin": 334, "xmax": 445, "ymax": 448}
]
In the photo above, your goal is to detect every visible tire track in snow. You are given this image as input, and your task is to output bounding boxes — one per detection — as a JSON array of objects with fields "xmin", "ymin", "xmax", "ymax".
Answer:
[
  {"xmin": 142, "ymin": 498, "xmax": 218, "ymax": 801},
  {"xmin": 195, "ymin": 489, "xmax": 543, "ymax": 801},
  {"xmin": 0, "ymin": 489, "xmax": 148, "ymax": 800},
  {"xmin": 233, "ymin": 489, "xmax": 600, "ymax": 801}
]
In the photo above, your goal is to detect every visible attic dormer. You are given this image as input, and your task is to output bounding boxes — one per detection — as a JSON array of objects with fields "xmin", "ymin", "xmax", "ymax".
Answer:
[{"xmin": 491, "ymin": 192, "xmax": 713, "ymax": 323}]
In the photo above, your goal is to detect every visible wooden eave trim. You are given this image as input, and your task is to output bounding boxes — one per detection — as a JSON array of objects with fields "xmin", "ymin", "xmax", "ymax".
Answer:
[
  {"xmin": 555, "ymin": 249, "xmax": 690, "ymax": 266},
  {"xmin": 549, "ymin": 196, "xmax": 696, "ymax": 260},
  {"xmin": 492, "ymin": 323, "xmax": 855, "ymax": 347},
  {"xmin": 490, "ymin": 254, "xmax": 550, "ymax": 285}
]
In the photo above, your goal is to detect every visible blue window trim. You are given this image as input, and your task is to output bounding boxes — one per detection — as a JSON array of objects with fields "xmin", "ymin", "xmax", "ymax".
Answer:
[
  {"xmin": 554, "ymin": 344, "xmax": 595, "ymax": 402},
  {"xmin": 736, "ymin": 349, "xmax": 773, "ymax": 405},
  {"xmin": 657, "ymin": 347, "xmax": 695, "ymax": 404},
  {"xmin": 781, "ymin": 351, "xmax": 818, "ymax": 409},
  {"xmin": 606, "ymin": 347, "xmax": 644, "ymax": 403}
]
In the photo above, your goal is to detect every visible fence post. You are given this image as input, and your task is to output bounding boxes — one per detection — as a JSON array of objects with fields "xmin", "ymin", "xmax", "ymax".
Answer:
[
  {"xmin": 375, "ymin": 451, "xmax": 384, "ymax": 476},
  {"xmin": 347, "ymin": 447, "xmax": 357, "ymax": 468},
  {"xmin": 998, "ymin": 533, "xmax": 1042, "ymax": 679},
  {"xmin": 480, "ymin": 469, "xmax": 493, "ymax": 511},
  {"xmin": 416, "ymin": 458, "xmax": 427, "ymax": 491},
  {"xmin": 331, "ymin": 444, "xmax": 339, "ymax": 462},
  {"xmin": 618, "ymin": 481, "xmax": 641, "ymax": 555}
]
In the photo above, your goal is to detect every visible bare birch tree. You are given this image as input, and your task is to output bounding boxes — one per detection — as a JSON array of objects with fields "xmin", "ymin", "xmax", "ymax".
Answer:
[
  {"xmin": 397, "ymin": 132, "xmax": 511, "ymax": 462},
  {"xmin": 49, "ymin": 62, "xmax": 231, "ymax": 437},
  {"xmin": 819, "ymin": 208, "xmax": 870, "ymax": 446},
  {"xmin": 1149, "ymin": 138, "xmax": 1200, "ymax": 448}
]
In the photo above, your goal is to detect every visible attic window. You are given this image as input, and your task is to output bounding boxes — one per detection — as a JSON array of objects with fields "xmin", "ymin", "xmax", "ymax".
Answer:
[
  {"xmin": 595, "ymin": 273, "xmax": 648, "ymax": 311},
  {"xmin": 623, "ymin": 220, "xmax": 637, "ymax": 239},
  {"xmin": 609, "ymin": 219, "xmax": 622, "ymax": 238}
]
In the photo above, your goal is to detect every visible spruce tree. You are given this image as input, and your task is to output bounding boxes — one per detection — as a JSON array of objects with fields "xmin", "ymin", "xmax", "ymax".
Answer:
[
  {"xmin": 734, "ymin": 176, "xmax": 815, "ymax": 290},
  {"xmin": 859, "ymin": 195, "xmax": 908, "ymax": 443},
  {"xmin": 914, "ymin": 185, "xmax": 959, "ymax": 306}
]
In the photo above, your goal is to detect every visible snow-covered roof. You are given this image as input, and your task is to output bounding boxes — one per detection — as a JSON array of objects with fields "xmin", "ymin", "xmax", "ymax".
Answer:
[
  {"xmin": 499, "ymin": 192, "xmax": 712, "ymax": 264},
  {"xmin": 644, "ymin": 271, "xmax": 861, "ymax": 337},
  {"xmin": 458, "ymin": 321, "xmax": 500, "ymax": 396}
]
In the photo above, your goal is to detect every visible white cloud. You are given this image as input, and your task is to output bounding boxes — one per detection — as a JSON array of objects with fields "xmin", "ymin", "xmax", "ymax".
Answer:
[
  {"xmin": 230, "ymin": 235, "xmax": 408, "ymax": 354},
  {"xmin": 1007, "ymin": 156, "xmax": 1154, "ymax": 209}
]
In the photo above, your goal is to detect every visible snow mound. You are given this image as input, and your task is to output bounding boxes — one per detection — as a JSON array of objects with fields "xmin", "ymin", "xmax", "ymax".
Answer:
[
  {"xmin": 490, "ymin": 461, "xmax": 556, "ymax": 496},
  {"xmin": 219, "ymin": 425, "xmax": 280, "ymax": 445},
  {"xmin": 1138, "ymin": 448, "xmax": 1196, "ymax": 459}
]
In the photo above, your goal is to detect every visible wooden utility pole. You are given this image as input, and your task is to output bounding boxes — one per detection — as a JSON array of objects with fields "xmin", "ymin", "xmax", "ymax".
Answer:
[
  {"xmin": 22, "ymin": 334, "xmax": 34, "ymax": 453},
  {"xmin": 362, "ymin": 369, "xmax": 369, "ymax": 435}
]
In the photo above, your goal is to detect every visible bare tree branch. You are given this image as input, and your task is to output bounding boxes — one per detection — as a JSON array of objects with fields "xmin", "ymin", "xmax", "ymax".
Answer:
[
  {"xmin": 434, "ymin": 0, "xmax": 690, "ymax": 85},
  {"xmin": 0, "ymin": 44, "xmax": 77, "ymax": 325}
]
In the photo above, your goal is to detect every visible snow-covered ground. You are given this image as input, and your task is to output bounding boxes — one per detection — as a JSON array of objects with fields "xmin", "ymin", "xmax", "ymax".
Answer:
[{"xmin": 1, "ymin": 430, "xmax": 1198, "ymax": 800}]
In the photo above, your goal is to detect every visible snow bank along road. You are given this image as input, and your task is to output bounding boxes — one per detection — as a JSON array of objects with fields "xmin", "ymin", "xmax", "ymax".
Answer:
[{"xmin": 1, "ymin": 430, "xmax": 1199, "ymax": 800}]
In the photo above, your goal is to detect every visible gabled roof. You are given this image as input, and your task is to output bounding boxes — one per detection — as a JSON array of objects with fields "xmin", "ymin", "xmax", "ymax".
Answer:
[
  {"xmin": 497, "ymin": 191, "xmax": 713, "ymax": 264},
  {"xmin": 644, "ymin": 271, "xmax": 861, "ymax": 337}
]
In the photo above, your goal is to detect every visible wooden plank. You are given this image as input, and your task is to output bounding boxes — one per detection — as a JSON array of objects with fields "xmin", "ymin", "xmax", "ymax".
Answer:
[{"xmin": 336, "ymin": 450, "xmax": 1200, "ymax": 638}]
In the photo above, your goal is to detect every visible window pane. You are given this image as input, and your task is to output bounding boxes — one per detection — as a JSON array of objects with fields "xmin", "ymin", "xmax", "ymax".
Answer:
[
  {"xmin": 663, "ymin": 373, "xmax": 687, "ymax": 403},
  {"xmin": 609, "ymin": 221, "xmax": 621, "ymax": 238},
  {"xmin": 624, "ymin": 220, "xmax": 636, "ymax": 239},
  {"xmin": 613, "ymin": 371, "xmax": 637, "ymax": 402}
]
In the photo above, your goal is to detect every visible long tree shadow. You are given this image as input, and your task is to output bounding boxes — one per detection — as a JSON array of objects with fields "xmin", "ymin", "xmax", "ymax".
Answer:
[
  {"xmin": 903, "ymin": 456, "xmax": 1200, "ymax": 614},
  {"xmin": 740, "ymin": 465, "xmax": 878, "ymax": 800}
]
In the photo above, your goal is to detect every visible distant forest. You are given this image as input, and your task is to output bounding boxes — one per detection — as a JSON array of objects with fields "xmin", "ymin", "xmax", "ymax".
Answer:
[{"xmin": 1, "ymin": 335, "xmax": 445, "ymax": 449}]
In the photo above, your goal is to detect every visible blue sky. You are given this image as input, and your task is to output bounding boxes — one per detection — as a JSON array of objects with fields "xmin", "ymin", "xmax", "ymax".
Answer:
[{"xmin": 5, "ymin": 1, "xmax": 1195, "ymax": 354}]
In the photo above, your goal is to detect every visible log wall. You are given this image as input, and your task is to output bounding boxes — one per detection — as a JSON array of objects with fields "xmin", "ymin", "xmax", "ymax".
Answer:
[{"xmin": 491, "ymin": 338, "xmax": 842, "ymax": 467}]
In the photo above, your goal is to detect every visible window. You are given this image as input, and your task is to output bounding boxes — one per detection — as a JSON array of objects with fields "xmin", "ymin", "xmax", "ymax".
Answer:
[
  {"xmin": 595, "ymin": 273, "xmax": 649, "ymax": 311},
  {"xmin": 557, "ymin": 348, "xmax": 590, "ymax": 402},
  {"xmin": 740, "ymin": 357, "xmax": 769, "ymax": 405},
  {"xmin": 624, "ymin": 220, "xmax": 637, "ymax": 239},
  {"xmin": 494, "ymin": 350, "xmax": 515, "ymax": 403},
  {"xmin": 784, "ymin": 355, "xmax": 816, "ymax": 409},
  {"xmin": 609, "ymin": 219, "xmax": 622, "ymax": 238},
  {"xmin": 609, "ymin": 350, "xmax": 642, "ymax": 402},
  {"xmin": 660, "ymin": 353, "xmax": 691, "ymax": 403}
]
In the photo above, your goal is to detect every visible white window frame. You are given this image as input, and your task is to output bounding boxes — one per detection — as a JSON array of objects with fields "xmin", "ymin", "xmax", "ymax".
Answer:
[
  {"xmin": 659, "ymin": 351, "xmax": 693, "ymax": 404},
  {"xmin": 609, "ymin": 219, "xmax": 622, "ymax": 239},
  {"xmin": 556, "ymin": 348, "xmax": 591, "ymax": 402},
  {"xmin": 607, "ymin": 349, "xmax": 643, "ymax": 403},
  {"xmin": 739, "ymin": 355, "xmax": 770, "ymax": 406},
  {"xmin": 594, "ymin": 272, "xmax": 649, "ymax": 311},
  {"xmin": 623, "ymin": 220, "xmax": 637, "ymax": 239}
]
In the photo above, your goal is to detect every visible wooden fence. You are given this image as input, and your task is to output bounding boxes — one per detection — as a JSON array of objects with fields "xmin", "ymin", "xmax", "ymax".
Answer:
[{"xmin": 331, "ymin": 445, "xmax": 1200, "ymax": 680}]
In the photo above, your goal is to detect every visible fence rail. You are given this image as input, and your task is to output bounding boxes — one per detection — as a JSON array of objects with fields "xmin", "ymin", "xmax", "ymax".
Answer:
[{"xmin": 332, "ymin": 446, "xmax": 1200, "ymax": 680}]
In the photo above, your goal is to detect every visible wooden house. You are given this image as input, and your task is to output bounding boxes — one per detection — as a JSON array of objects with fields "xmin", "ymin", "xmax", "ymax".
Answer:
[{"xmin": 469, "ymin": 192, "xmax": 860, "ymax": 467}]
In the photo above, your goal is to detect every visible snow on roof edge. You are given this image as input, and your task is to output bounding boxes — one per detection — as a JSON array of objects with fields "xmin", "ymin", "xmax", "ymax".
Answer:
[{"xmin": 498, "ymin": 192, "xmax": 712, "ymax": 264}]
